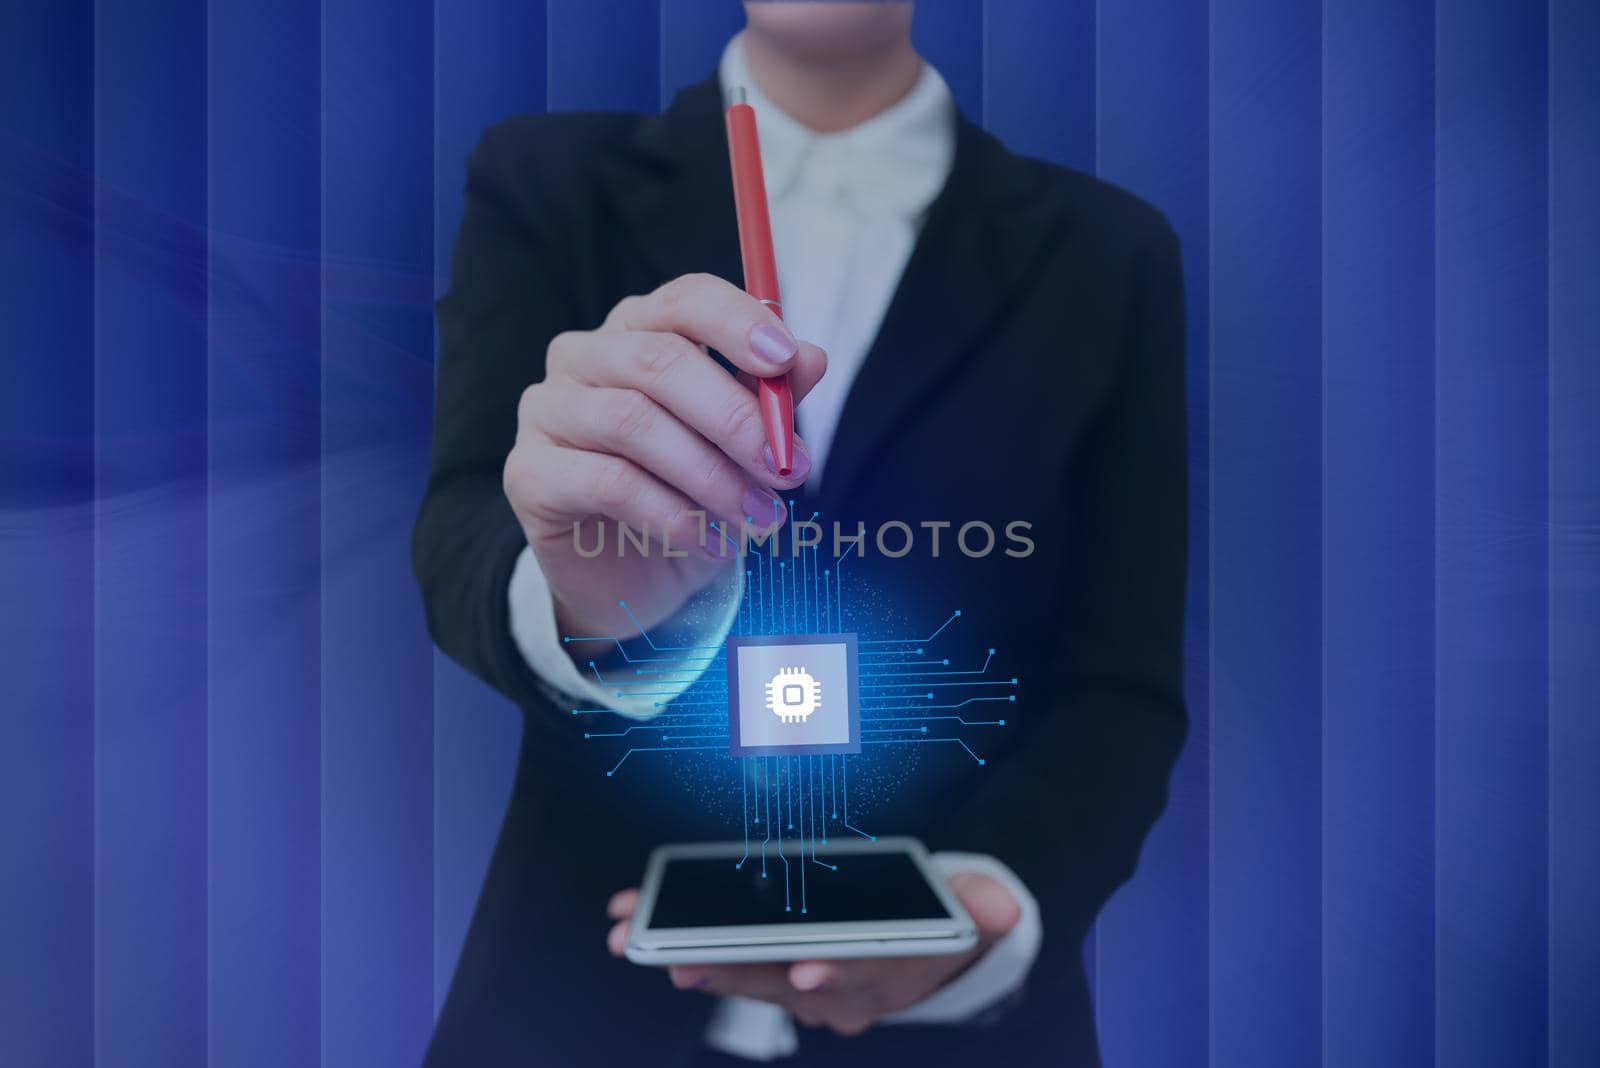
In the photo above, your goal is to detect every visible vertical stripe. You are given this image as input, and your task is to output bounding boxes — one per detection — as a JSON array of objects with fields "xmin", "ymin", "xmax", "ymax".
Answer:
[
  {"xmin": 1093, "ymin": 0, "xmax": 1211, "ymax": 1063},
  {"xmin": 1435, "ymin": 1, "xmax": 1549, "ymax": 1064},
  {"xmin": 1320, "ymin": 2, "xmax": 1436, "ymax": 1066},
  {"xmin": 1210, "ymin": 1, "xmax": 1323, "ymax": 1064},
  {"xmin": 93, "ymin": 1, "xmax": 208, "ymax": 1062},
  {"xmin": 0, "ymin": 4, "xmax": 95, "ymax": 1065},
  {"xmin": 547, "ymin": 0, "xmax": 660, "ymax": 112},
  {"xmin": 1547, "ymin": 0, "xmax": 1598, "ymax": 1064},
  {"xmin": 982, "ymin": 0, "xmax": 1094, "ymax": 172},
  {"xmin": 5, "ymin": 5, "xmax": 1594, "ymax": 1063},
  {"xmin": 659, "ymin": 0, "xmax": 744, "ymax": 110},
  {"xmin": 431, "ymin": 0, "xmax": 547, "ymax": 1016},
  {"xmin": 206, "ymin": 0, "xmax": 323, "ymax": 1063},
  {"xmin": 912, "ymin": 0, "xmax": 984, "ymax": 123},
  {"xmin": 320, "ymin": 0, "xmax": 436, "ymax": 1062}
]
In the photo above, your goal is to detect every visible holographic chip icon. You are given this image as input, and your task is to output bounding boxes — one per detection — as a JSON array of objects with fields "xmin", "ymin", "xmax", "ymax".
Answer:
[
  {"xmin": 727, "ymin": 634, "xmax": 860, "ymax": 757},
  {"xmin": 767, "ymin": 667, "xmax": 821, "ymax": 723}
]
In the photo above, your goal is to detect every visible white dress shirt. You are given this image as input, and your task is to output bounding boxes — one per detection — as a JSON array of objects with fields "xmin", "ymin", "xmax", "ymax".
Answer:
[{"xmin": 506, "ymin": 35, "xmax": 1041, "ymax": 1060}]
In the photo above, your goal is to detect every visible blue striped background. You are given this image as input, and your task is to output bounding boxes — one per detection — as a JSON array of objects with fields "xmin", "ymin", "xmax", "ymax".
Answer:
[{"xmin": 1, "ymin": 2, "xmax": 1595, "ymax": 1065}]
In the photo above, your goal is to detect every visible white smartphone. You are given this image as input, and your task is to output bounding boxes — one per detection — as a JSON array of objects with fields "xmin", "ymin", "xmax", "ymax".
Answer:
[{"xmin": 624, "ymin": 837, "xmax": 978, "ymax": 965}]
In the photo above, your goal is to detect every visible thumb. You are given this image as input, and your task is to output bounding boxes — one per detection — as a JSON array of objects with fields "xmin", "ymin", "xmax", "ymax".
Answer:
[{"xmin": 947, "ymin": 871, "xmax": 1022, "ymax": 947}]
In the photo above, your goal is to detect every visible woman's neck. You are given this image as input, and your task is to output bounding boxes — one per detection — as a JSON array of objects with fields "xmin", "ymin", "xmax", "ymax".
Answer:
[{"xmin": 740, "ymin": 29, "xmax": 923, "ymax": 133}]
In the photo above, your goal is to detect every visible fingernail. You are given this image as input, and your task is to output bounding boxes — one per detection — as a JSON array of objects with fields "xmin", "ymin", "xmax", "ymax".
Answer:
[
  {"xmin": 763, "ymin": 439, "xmax": 811, "ymax": 480},
  {"xmin": 790, "ymin": 963, "xmax": 830, "ymax": 991},
  {"xmin": 742, "ymin": 488, "xmax": 786, "ymax": 528},
  {"xmin": 750, "ymin": 323, "xmax": 798, "ymax": 368}
]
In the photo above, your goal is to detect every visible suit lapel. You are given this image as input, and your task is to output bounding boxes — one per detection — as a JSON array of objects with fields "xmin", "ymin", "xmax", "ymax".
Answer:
[
  {"xmin": 599, "ymin": 77, "xmax": 1071, "ymax": 514},
  {"xmin": 817, "ymin": 118, "xmax": 1070, "ymax": 509},
  {"xmin": 596, "ymin": 78, "xmax": 744, "ymax": 297}
]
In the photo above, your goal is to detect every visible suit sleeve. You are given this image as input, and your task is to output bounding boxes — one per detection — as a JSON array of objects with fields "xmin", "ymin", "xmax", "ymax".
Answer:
[
  {"xmin": 942, "ymin": 219, "xmax": 1189, "ymax": 950},
  {"xmin": 413, "ymin": 126, "xmax": 573, "ymax": 721}
]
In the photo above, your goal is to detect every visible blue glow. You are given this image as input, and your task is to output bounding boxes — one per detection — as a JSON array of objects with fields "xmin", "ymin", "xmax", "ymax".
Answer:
[{"xmin": 560, "ymin": 517, "xmax": 1023, "ymax": 915}]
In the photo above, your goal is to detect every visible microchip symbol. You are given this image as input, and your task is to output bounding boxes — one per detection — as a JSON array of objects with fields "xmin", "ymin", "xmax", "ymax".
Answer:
[{"xmin": 765, "ymin": 667, "xmax": 821, "ymax": 724}]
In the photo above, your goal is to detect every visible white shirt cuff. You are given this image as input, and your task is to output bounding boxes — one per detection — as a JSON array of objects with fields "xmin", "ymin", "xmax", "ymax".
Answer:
[
  {"xmin": 506, "ymin": 546, "xmax": 742, "ymax": 719},
  {"xmin": 706, "ymin": 996, "xmax": 799, "ymax": 1062},
  {"xmin": 882, "ymin": 852, "xmax": 1042, "ymax": 1026}
]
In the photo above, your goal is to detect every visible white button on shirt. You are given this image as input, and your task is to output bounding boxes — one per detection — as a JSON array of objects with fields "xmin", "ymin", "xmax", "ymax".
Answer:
[{"xmin": 506, "ymin": 34, "xmax": 1041, "ymax": 1061}]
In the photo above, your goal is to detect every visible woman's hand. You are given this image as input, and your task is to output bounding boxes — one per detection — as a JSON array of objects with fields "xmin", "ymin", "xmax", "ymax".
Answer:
[
  {"xmin": 504, "ymin": 273, "xmax": 827, "ymax": 640},
  {"xmin": 603, "ymin": 872, "xmax": 1023, "ymax": 1037}
]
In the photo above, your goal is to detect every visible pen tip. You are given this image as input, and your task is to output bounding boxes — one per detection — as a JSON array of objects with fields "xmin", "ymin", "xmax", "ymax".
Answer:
[{"xmin": 725, "ymin": 85, "xmax": 748, "ymax": 108}]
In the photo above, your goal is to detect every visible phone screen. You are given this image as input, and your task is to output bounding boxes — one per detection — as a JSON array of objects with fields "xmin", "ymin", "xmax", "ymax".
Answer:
[{"xmin": 648, "ymin": 850, "xmax": 952, "ymax": 929}]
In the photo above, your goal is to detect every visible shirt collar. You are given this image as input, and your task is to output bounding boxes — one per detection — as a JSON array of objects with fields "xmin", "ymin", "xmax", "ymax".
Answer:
[{"xmin": 717, "ymin": 33, "xmax": 956, "ymax": 220}]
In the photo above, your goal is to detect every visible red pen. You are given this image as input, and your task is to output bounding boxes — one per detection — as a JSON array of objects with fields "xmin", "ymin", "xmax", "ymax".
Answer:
[{"xmin": 724, "ymin": 87, "xmax": 796, "ymax": 478}]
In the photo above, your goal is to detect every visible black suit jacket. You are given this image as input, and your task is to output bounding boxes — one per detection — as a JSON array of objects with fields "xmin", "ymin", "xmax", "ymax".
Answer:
[{"xmin": 415, "ymin": 75, "xmax": 1186, "ymax": 1067}]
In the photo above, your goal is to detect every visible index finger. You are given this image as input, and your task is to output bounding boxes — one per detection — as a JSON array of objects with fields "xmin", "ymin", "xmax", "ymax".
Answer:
[
  {"xmin": 606, "ymin": 888, "xmax": 640, "ymax": 921},
  {"xmin": 668, "ymin": 962, "xmax": 796, "ymax": 1002},
  {"xmin": 785, "ymin": 958, "xmax": 890, "ymax": 995},
  {"xmin": 603, "ymin": 273, "xmax": 800, "ymax": 378}
]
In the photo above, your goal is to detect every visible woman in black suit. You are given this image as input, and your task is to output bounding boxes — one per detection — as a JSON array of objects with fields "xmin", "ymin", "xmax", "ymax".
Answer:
[{"xmin": 415, "ymin": 3, "xmax": 1186, "ymax": 1064}]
